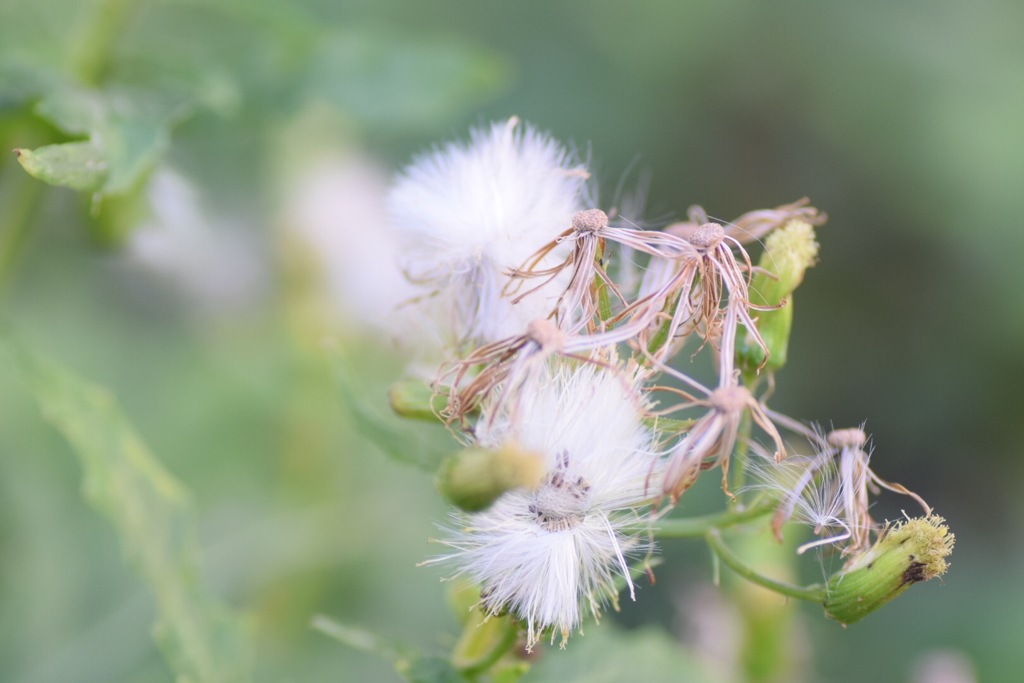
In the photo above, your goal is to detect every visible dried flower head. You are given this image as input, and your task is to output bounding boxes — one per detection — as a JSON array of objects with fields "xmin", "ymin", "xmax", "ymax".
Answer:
[
  {"xmin": 507, "ymin": 204, "xmax": 693, "ymax": 333},
  {"xmin": 653, "ymin": 362, "xmax": 786, "ymax": 503},
  {"xmin": 634, "ymin": 222, "xmax": 772, "ymax": 368},
  {"xmin": 665, "ymin": 197, "xmax": 825, "ymax": 245}
]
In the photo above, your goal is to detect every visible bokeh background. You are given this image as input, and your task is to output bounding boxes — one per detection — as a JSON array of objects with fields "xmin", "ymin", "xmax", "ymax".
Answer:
[{"xmin": 1, "ymin": 1, "xmax": 1022, "ymax": 681}]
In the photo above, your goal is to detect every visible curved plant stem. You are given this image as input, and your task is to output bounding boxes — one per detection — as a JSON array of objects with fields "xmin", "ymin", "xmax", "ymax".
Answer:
[
  {"xmin": 729, "ymin": 409, "xmax": 753, "ymax": 501},
  {"xmin": 651, "ymin": 498, "xmax": 776, "ymax": 538},
  {"xmin": 705, "ymin": 528, "xmax": 824, "ymax": 603},
  {"xmin": 0, "ymin": 166, "xmax": 42, "ymax": 298},
  {"xmin": 729, "ymin": 372, "xmax": 763, "ymax": 503},
  {"xmin": 460, "ymin": 619, "xmax": 520, "ymax": 680},
  {"xmin": 74, "ymin": 0, "xmax": 137, "ymax": 85}
]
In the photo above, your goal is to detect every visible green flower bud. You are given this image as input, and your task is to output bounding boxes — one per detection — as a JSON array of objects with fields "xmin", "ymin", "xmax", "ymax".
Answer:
[
  {"xmin": 436, "ymin": 444, "xmax": 545, "ymax": 512},
  {"xmin": 753, "ymin": 219, "xmax": 819, "ymax": 302},
  {"xmin": 389, "ymin": 380, "xmax": 447, "ymax": 422},
  {"xmin": 823, "ymin": 516, "xmax": 954, "ymax": 625},
  {"xmin": 739, "ymin": 220, "xmax": 819, "ymax": 373}
]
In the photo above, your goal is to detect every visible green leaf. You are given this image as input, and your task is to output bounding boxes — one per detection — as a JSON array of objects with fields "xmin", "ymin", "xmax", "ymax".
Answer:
[
  {"xmin": 14, "ymin": 142, "xmax": 107, "ymax": 191},
  {"xmin": 27, "ymin": 86, "xmax": 179, "ymax": 196},
  {"xmin": 0, "ymin": 61, "xmax": 61, "ymax": 109},
  {"xmin": 0, "ymin": 330, "xmax": 252, "ymax": 683},
  {"xmin": 337, "ymin": 357, "xmax": 448, "ymax": 472}
]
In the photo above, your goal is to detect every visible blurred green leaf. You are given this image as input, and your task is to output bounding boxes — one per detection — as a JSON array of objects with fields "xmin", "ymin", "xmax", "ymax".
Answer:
[
  {"xmin": 21, "ymin": 85, "xmax": 180, "ymax": 197},
  {"xmin": 307, "ymin": 30, "xmax": 509, "ymax": 130},
  {"xmin": 337, "ymin": 357, "xmax": 447, "ymax": 472},
  {"xmin": 0, "ymin": 62, "xmax": 60, "ymax": 109},
  {"xmin": 0, "ymin": 331, "xmax": 252, "ymax": 683},
  {"xmin": 14, "ymin": 142, "xmax": 107, "ymax": 191}
]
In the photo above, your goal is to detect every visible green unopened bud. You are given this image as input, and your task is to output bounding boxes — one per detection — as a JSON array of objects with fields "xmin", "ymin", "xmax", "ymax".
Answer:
[
  {"xmin": 437, "ymin": 444, "xmax": 545, "ymax": 512},
  {"xmin": 740, "ymin": 220, "xmax": 819, "ymax": 373},
  {"xmin": 389, "ymin": 380, "xmax": 448, "ymax": 422},
  {"xmin": 823, "ymin": 516, "xmax": 954, "ymax": 625},
  {"xmin": 753, "ymin": 219, "xmax": 819, "ymax": 302}
]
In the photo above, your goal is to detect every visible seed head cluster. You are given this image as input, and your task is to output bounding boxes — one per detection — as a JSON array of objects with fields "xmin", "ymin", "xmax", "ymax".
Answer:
[{"xmin": 389, "ymin": 118, "xmax": 934, "ymax": 649}]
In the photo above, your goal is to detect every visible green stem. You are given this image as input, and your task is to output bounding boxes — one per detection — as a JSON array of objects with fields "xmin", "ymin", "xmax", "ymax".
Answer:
[
  {"xmin": 459, "ymin": 618, "xmax": 519, "ymax": 679},
  {"xmin": 651, "ymin": 499, "xmax": 775, "ymax": 538},
  {"xmin": 644, "ymin": 415, "xmax": 694, "ymax": 434},
  {"xmin": 597, "ymin": 278, "xmax": 612, "ymax": 324},
  {"xmin": 74, "ymin": 0, "xmax": 136, "ymax": 86},
  {"xmin": 729, "ymin": 409, "xmax": 753, "ymax": 503},
  {"xmin": 705, "ymin": 529, "xmax": 824, "ymax": 603},
  {"xmin": 0, "ymin": 163, "xmax": 43, "ymax": 298},
  {"xmin": 646, "ymin": 298, "xmax": 676, "ymax": 356},
  {"xmin": 594, "ymin": 243, "xmax": 613, "ymax": 324},
  {"xmin": 729, "ymin": 373, "xmax": 761, "ymax": 502}
]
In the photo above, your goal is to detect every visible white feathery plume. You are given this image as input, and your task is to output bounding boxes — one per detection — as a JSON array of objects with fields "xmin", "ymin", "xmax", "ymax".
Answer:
[
  {"xmin": 748, "ymin": 425, "xmax": 931, "ymax": 559},
  {"xmin": 424, "ymin": 363, "xmax": 660, "ymax": 650},
  {"xmin": 746, "ymin": 444, "xmax": 857, "ymax": 555},
  {"xmin": 389, "ymin": 117, "xmax": 589, "ymax": 345}
]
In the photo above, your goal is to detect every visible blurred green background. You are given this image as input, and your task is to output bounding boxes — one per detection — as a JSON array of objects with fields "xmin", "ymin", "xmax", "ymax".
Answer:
[{"xmin": 1, "ymin": 0, "xmax": 1021, "ymax": 681}]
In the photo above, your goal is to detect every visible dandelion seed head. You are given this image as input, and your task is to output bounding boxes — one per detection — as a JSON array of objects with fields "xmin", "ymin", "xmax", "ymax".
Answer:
[
  {"xmin": 427, "ymin": 364, "xmax": 659, "ymax": 649},
  {"xmin": 389, "ymin": 118, "xmax": 588, "ymax": 344},
  {"xmin": 529, "ymin": 454, "xmax": 590, "ymax": 532}
]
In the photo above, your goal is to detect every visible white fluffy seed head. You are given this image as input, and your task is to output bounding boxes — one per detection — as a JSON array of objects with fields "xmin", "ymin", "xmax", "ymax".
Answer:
[
  {"xmin": 388, "ymin": 118, "xmax": 590, "ymax": 345},
  {"xmin": 428, "ymin": 364, "xmax": 660, "ymax": 649}
]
